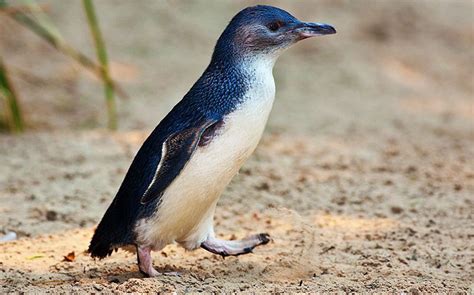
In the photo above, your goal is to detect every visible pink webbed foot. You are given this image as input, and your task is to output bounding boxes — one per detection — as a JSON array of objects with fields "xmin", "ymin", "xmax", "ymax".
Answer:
[
  {"xmin": 201, "ymin": 233, "xmax": 270, "ymax": 257},
  {"xmin": 137, "ymin": 246, "xmax": 160, "ymax": 277}
]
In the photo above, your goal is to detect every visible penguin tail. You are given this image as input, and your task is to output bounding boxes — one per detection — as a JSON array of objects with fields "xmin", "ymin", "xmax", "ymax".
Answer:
[
  {"xmin": 88, "ymin": 228, "xmax": 116, "ymax": 259},
  {"xmin": 88, "ymin": 203, "xmax": 132, "ymax": 259}
]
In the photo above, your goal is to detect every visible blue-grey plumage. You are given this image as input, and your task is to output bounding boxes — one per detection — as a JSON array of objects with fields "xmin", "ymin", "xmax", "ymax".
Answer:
[{"xmin": 88, "ymin": 5, "xmax": 335, "ymax": 277}]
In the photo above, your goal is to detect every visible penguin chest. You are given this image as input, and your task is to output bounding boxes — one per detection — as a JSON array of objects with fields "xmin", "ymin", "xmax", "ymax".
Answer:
[{"xmin": 136, "ymin": 80, "xmax": 275, "ymax": 248}]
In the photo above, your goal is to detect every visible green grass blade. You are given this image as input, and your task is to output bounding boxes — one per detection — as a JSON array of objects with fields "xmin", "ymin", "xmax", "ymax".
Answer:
[
  {"xmin": 1, "ymin": 4, "xmax": 129, "ymax": 100},
  {"xmin": 82, "ymin": 0, "xmax": 117, "ymax": 130},
  {"xmin": 0, "ymin": 58, "xmax": 24, "ymax": 133},
  {"xmin": 22, "ymin": 0, "xmax": 62, "ymax": 40}
]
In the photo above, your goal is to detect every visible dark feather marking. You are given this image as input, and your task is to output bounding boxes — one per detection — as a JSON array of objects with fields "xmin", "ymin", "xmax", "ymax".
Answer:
[
  {"xmin": 140, "ymin": 118, "xmax": 220, "ymax": 204},
  {"xmin": 199, "ymin": 120, "xmax": 225, "ymax": 147}
]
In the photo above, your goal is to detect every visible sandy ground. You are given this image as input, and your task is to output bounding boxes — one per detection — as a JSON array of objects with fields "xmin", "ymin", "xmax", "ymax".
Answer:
[{"xmin": 1, "ymin": 0, "xmax": 473, "ymax": 293}]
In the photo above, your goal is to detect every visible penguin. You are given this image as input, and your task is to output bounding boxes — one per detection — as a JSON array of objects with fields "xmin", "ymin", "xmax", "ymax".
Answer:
[{"xmin": 88, "ymin": 5, "xmax": 336, "ymax": 277}]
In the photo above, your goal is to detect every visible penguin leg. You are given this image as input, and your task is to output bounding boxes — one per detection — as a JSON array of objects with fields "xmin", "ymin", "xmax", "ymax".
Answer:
[
  {"xmin": 137, "ymin": 246, "xmax": 160, "ymax": 277},
  {"xmin": 201, "ymin": 233, "xmax": 270, "ymax": 257}
]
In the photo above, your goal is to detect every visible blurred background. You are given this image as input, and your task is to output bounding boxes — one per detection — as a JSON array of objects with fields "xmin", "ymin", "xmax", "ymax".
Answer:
[
  {"xmin": 0, "ymin": 0, "xmax": 473, "ymax": 293},
  {"xmin": 1, "ymin": 0, "xmax": 471, "ymax": 133}
]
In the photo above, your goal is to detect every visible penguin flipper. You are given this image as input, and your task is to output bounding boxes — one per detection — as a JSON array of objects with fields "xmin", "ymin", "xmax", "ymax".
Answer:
[{"xmin": 140, "ymin": 118, "xmax": 220, "ymax": 204}]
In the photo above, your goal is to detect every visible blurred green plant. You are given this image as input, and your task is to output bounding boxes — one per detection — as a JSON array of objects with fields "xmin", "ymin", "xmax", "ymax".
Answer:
[
  {"xmin": 0, "ymin": 58, "xmax": 24, "ymax": 133},
  {"xmin": 0, "ymin": 0, "xmax": 127, "ymax": 131},
  {"xmin": 83, "ymin": 0, "xmax": 116, "ymax": 130}
]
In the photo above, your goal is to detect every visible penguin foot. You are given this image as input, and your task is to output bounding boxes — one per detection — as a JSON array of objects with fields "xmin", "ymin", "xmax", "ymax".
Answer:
[
  {"xmin": 201, "ymin": 233, "xmax": 271, "ymax": 257},
  {"xmin": 137, "ymin": 246, "xmax": 160, "ymax": 277}
]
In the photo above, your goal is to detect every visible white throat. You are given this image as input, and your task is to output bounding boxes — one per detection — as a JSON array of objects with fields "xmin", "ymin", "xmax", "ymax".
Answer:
[{"xmin": 239, "ymin": 54, "xmax": 277, "ymax": 107}]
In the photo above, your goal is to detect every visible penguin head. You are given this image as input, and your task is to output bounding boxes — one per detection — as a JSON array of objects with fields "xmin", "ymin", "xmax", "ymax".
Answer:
[{"xmin": 213, "ymin": 5, "xmax": 336, "ymax": 61}]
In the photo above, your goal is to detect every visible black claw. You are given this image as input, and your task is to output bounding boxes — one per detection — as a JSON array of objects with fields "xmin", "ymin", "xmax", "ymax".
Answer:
[
  {"xmin": 258, "ymin": 233, "xmax": 271, "ymax": 245},
  {"xmin": 220, "ymin": 252, "xmax": 229, "ymax": 259},
  {"xmin": 243, "ymin": 247, "xmax": 254, "ymax": 254}
]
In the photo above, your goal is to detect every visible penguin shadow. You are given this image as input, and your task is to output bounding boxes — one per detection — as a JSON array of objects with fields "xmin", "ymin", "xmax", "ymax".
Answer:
[
  {"xmin": 85, "ymin": 260, "xmax": 264, "ymax": 285},
  {"xmin": 83, "ymin": 264, "xmax": 191, "ymax": 284}
]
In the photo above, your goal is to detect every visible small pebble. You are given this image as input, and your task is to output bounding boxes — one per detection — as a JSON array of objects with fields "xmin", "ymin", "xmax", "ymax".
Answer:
[
  {"xmin": 0, "ymin": 232, "xmax": 17, "ymax": 243},
  {"xmin": 391, "ymin": 206, "xmax": 403, "ymax": 214}
]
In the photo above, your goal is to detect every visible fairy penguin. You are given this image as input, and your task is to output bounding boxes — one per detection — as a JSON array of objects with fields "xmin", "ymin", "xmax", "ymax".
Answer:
[{"xmin": 89, "ymin": 5, "xmax": 336, "ymax": 277}]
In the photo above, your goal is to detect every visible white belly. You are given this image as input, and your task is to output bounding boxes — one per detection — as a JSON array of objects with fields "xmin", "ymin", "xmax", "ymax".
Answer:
[{"xmin": 135, "ymin": 69, "xmax": 276, "ymax": 250}]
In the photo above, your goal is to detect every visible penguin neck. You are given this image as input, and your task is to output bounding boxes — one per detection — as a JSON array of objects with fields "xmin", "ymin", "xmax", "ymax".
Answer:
[
  {"xmin": 225, "ymin": 54, "xmax": 277, "ymax": 111},
  {"xmin": 211, "ymin": 50, "xmax": 276, "ymax": 70},
  {"xmin": 192, "ymin": 52, "xmax": 277, "ymax": 116},
  {"xmin": 208, "ymin": 52, "xmax": 276, "ymax": 88},
  {"xmin": 241, "ymin": 54, "xmax": 277, "ymax": 78}
]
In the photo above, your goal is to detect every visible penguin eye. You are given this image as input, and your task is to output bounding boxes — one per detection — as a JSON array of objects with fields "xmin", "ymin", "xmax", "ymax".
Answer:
[{"xmin": 267, "ymin": 21, "xmax": 284, "ymax": 32}]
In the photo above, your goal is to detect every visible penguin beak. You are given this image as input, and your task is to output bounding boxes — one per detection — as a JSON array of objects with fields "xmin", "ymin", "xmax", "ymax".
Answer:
[{"xmin": 293, "ymin": 22, "xmax": 336, "ymax": 39}]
